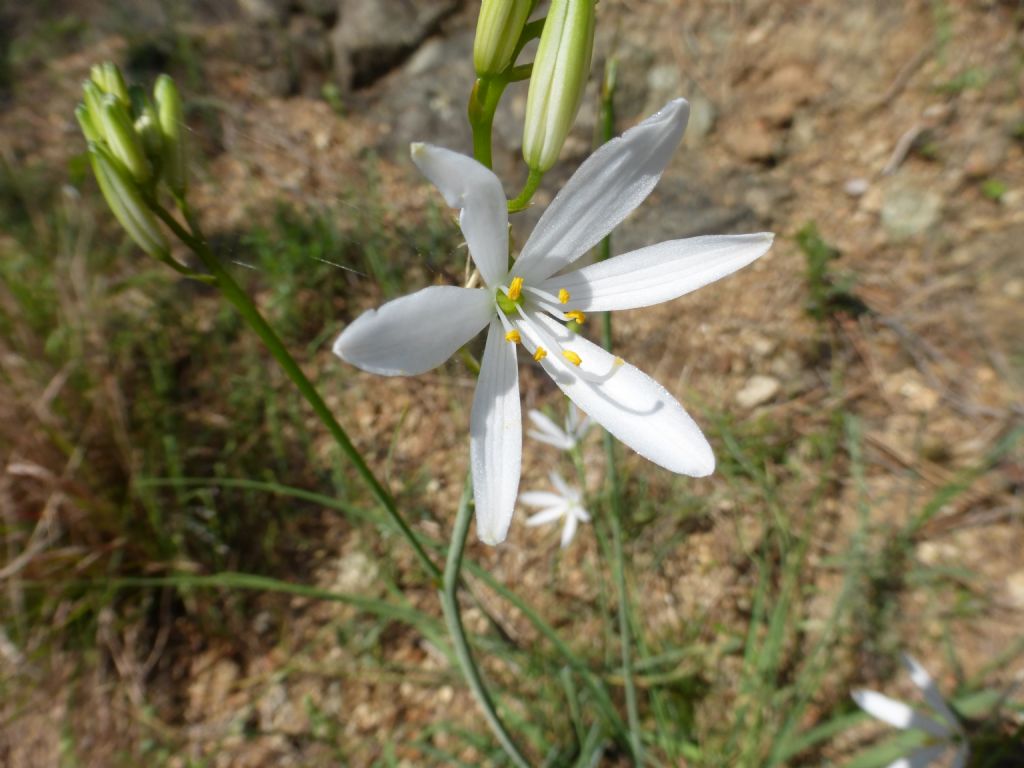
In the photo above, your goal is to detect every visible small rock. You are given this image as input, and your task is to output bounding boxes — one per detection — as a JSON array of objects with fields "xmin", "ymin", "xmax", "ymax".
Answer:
[
  {"xmin": 881, "ymin": 181, "xmax": 942, "ymax": 239},
  {"xmin": 330, "ymin": 0, "xmax": 459, "ymax": 92},
  {"xmin": 758, "ymin": 63, "xmax": 819, "ymax": 126},
  {"xmin": 238, "ymin": 0, "xmax": 289, "ymax": 24},
  {"xmin": 187, "ymin": 655, "xmax": 241, "ymax": 722},
  {"xmin": 684, "ymin": 93, "xmax": 717, "ymax": 146},
  {"xmin": 334, "ymin": 550, "xmax": 379, "ymax": 593},
  {"xmin": 735, "ymin": 375, "xmax": 781, "ymax": 409},
  {"xmin": 844, "ymin": 178, "xmax": 870, "ymax": 197},
  {"xmin": 722, "ymin": 118, "xmax": 778, "ymax": 162},
  {"xmin": 1006, "ymin": 570, "xmax": 1024, "ymax": 609},
  {"xmin": 646, "ymin": 64, "xmax": 682, "ymax": 102}
]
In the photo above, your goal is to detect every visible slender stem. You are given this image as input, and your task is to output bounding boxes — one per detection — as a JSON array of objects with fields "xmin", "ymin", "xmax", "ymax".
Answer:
[
  {"xmin": 507, "ymin": 168, "xmax": 543, "ymax": 212},
  {"xmin": 151, "ymin": 200, "xmax": 441, "ymax": 584},
  {"xmin": 468, "ymin": 77, "xmax": 506, "ymax": 170},
  {"xmin": 441, "ymin": 478, "xmax": 530, "ymax": 768},
  {"xmin": 597, "ymin": 57, "xmax": 644, "ymax": 764}
]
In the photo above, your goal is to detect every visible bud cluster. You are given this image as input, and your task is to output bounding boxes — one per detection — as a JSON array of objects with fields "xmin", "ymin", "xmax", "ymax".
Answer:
[
  {"xmin": 470, "ymin": 0, "xmax": 596, "ymax": 194},
  {"xmin": 75, "ymin": 62, "xmax": 189, "ymax": 259}
]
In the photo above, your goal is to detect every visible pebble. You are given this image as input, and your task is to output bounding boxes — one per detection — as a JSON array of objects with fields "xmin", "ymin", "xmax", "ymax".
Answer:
[
  {"xmin": 1006, "ymin": 570, "xmax": 1024, "ymax": 609},
  {"xmin": 735, "ymin": 375, "xmax": 781, "ymax": 408},
  {"xmin": 844, "ymin": 178, "xmax": 870, "ymax": 197},
  {"xmin": 881, "ymin": 182, "xmax": 942, "ymax": 239}
]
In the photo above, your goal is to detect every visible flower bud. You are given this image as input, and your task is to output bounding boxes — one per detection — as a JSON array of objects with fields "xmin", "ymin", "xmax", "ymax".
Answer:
[
  {"xmin": 97, "ymin": 94, "xmax": 152, "ymax": 185},
  {"xmin": 81, "ymin": 79, "xmax": 106, "ymax": 127},
  {"xmin": 75, "ymin": 103, "xmax": 102, "ymax": 143},
  {"xmin": 90, "ymin": 62, "xmax": 130, "ymax": 105},
  {"xmin": 88, "ymin": 143, "xmax": 168, "ymax": 259},
  {"xmin": 154, "ymin": 75, "xmax": 187, "ymax": 197},
  {"xmin": 473, "ymin": 0, "xmax": 531, "ymax": 77},
  {"xmin": 127, "ymin": 86, "xmax": 166, "ymax": 181},
  {"xmin": 522, "ymin": 0, "xmax": 595, "ymax": 173}
]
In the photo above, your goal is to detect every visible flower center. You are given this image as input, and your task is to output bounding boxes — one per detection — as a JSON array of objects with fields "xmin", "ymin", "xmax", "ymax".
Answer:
[
  {"xmin": 495, "ymin": 276, "xmax": 524, "ymax": 315},
  {"xmin": 491, "ymin": 277, "xmax": 625, "ymax": 382}
]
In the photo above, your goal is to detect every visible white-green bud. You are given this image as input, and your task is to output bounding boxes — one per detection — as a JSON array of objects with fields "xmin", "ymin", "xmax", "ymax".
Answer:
[
  {"xmin": 130, "ymin": 83, "xmax": 164, "ymax": 173},
  {"xmin": 473, "ymin": 0, "xmax": 531, "ymax": 77},
  {"xmin": 154, "ymin": 75, "xmax": 187, "ymax": 197},
  {"xmin": 88, "ymin": 143, "xmax": 168, "ymax": 259},
  {"xmin": 82, "ymin": 80, "xmax": 106, "ymax": 127},
  {"xmin": 75, "ymin": 103, "xmax": 102, "ymax": 143},
  {"xmin": 522, "ymin": 0, "xmax": 595, "ymax": 173},
  {"xmin": 90, "ymin": 62, "xmax": 130, "ymax": 105},
  {"xmin": 97, "ymin": 94, "xmax": 152, "ymax": 185}
]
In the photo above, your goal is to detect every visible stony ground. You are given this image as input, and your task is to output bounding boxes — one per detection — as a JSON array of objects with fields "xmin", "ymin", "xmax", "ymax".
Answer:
[{"xmin": 1, "ymin": 0, "xmax": 1022, "ymax": 766}]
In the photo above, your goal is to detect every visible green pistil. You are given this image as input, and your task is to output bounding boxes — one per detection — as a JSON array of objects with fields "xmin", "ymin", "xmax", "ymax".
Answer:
[{"xmin": 496, "ymin": 289, "xmax": 522, "ymax": 315}]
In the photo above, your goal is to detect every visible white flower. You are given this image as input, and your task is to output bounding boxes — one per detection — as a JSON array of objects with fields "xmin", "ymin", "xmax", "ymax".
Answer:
[
  {"xmin": 852, "ymin": 654, "xmax": 969, "ymax": 768},
  {"xmin": 527, "ymin": 402, "xmax": 591, "ymax": 451},
  {"xmin": 333, "ymin": 98, "xmax": 774, "ymax": 545},
  {"xmin": 521, "ymin": 472, "xmax": 590, "ymax": 549}
]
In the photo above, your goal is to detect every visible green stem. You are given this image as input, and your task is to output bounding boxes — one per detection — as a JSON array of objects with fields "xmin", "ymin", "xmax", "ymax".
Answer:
[
  {"xmin": 507, "ymin": 168, "xmax": 543, "ymax": 212},
  {"xmin": 151, "ymin": 200, "xmax": 441, "ymax": 584},
  {"xmin": 468, "ymin": 77, "xmax": 506, "ymax": 169},
  {"xmin": 441, "ymin": 478, "xmax": 530, "ymax": 768},
  {"xmin": 597, "ymin": 57, "xmax": 644, "ymax": 764}
]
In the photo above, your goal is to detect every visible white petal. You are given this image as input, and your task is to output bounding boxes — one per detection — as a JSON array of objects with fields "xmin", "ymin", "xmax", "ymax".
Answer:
[
  {"xmin": 470, "ymin": 320, "xmax": 522, "ymax": 545},
  {"xmin": 851, "ymin": 690, "xmax": 952, "ymax": 739},
  {"xmin": 548, "ymin": 471, "xmax": 571, "ymax": 496},
  {"xmin": 901, "ymin": 654, "xmax": 962, "ymax": 733},
  {"xmin": 566, "ymin": 403, "xmax": 591, "ymax": 439},
  {"xmin": 541, "ymin": 233, "xmax": 774, "ymax": 311},
  {"xmin": 333, "ymin": 286, "xmax": 493, "ymax": 376},
  {"xmin": 560, "ymin": 512, "xmax": 579, "ymax": 548},
  {"xmin": 515, "ymin": 99, "xmax": 690, "ymax": 283},
  {"xmin": 574, "ymin": 504, "xmax": 591, "ymax": 522},
  {"xmin": 527, "ymin": 409, "xmax": 572, "ymax": 446},
  {"xmin": 520, "ymin": 491, "xmax": 565, "ymax": 509},
  {"xmin": 526, "ymin": 312, "xmax": 714, "ymax": 476},
  {"xmin": 526, "ymin": 506, "xmax": 567, "ymax": 527},
  {"xmin": 410, "ymin": 143, "xmax": 509, "ymax": 288},
  {"xmin": 527, "ymin": 430, "xmax": 574, "ymax": 450},
  {"xmin": 885, "ymin": 744, "xmax": 951, "ymax": 768}
]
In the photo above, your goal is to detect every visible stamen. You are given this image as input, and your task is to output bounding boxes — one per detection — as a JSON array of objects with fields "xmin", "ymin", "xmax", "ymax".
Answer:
[
  {"xmin": 505, "ymin": 330, "xmax": 521, "ymax": 343},
  {"xmin": 533, "ymin": 346, "xmax": 548, "ymax": 361},
  {"xmin": 507, "ymin": 276, "xmax": 524, "ymax": 302},
  {"xmin": 564, "ymin": 310, "xmax": 586, "ymax": 325},
  {"xmin": 562, "ymin": 350, "xmax": 582, "ymax": 366},
  {"xmin": 558, "ymin": 288, "xmax": 570, "ymax": 304}
]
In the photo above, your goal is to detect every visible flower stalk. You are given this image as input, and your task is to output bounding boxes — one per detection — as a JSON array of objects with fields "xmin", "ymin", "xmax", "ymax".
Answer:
[{"xmin": 440, "ymin": 477, "xmax": 530, "ymax": 768}]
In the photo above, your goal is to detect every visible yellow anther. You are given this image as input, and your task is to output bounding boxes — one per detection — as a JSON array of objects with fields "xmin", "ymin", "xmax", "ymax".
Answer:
[
  {"xmin": 562, "ymin": 350, "xmax": 582, "ymax": 366},
  {"xmin": 507, "ymin": 276, "xmax": 524, "ymax": 302},
  {"xmin": 564, "ymin": 310, "xmax": 586, "ymax": 325},
  {"xmin": 613, "ymin": 356, "xmax": 624, "ymax": 366},
  {"xmin": 533, "ymin": 346, "xmax": 548, "ymax": 362},
  {"xmin": 504, "ymin": 330, "xmax": 521, "ymax": 343},
  {"xmin": 558, "ymin": 288, "xmax": 570, "ymax": 304}
]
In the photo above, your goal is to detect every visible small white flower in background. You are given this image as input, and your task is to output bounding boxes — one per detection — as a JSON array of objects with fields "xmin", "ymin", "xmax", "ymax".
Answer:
[
  {"xmin": 333, "ymin": 98, "xmax": 774, "ymax": 545},
  {"xmin": 852, "ymin": 654, "xmax": 969, "ymax": 768},
  {"xmin": 521, "ymin": 472, "xmax": 590, "ymax": 549},
  {"xmin": 527, "ymin": 402, "xmax": 591, "ymax": 452}
]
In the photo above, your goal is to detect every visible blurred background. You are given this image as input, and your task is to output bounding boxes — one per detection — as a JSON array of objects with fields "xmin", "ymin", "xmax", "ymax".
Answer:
[{"xmin": 0, "ymin": 0, "xmax": 1022, "ymax": 765}]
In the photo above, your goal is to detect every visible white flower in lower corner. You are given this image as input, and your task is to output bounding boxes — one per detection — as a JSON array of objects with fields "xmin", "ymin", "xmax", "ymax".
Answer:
[
  {"xmin": 852, "ymin": 654, "xmax": 969, "ymax": 768},
  {"xmin": 521, "ymin": 472, "xmax": 590, "ymax": 549},
  {"xmin": 333, "ymin": 98, "xmax": 774, "ymax": 546},
  {"xmin": 527, "ymin": 402, "xmax": 591, "ymax": 452}
]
